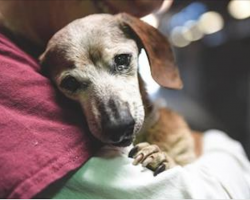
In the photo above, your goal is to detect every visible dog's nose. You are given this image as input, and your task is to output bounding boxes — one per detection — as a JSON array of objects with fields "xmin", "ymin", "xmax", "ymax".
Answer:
[
  {"xmin": 101, "ymin": 110, "xmax": 135, "ymax": 143},
  {"xmin": 99, "ymin": 99, "xmax": 136, "ymax": 144},
  {"xmin": 107, "ymin": 117, "xmax": 135, "ymax": 143}
]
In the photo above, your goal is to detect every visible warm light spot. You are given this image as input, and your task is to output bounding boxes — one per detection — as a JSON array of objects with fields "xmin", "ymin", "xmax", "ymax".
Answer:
[
  {"xmin": 228, "ymin": 0, "xmax": 250, "ymax": 20},
  {"xmin": 184, "ymin": 20, "xmax": 204, "ymax": 41},
  {"xmin": 170, "ymin": 26, "xmax": 191, "ymax": 47},
  {"xmin": 198, "ymin": 11, "xmax": 224, "ymax": 34}
]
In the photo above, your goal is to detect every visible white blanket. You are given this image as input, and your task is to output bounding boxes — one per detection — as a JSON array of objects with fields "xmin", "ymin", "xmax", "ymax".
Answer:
[{"xmin": 51, "ymin": 130, "xmax": 250, "ymax": 199}]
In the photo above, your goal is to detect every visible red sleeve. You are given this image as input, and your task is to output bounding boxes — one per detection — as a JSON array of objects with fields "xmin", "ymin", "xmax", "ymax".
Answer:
[{"xmin": 0, "ymin": 32, "xmax": 99, "ymax": 198}]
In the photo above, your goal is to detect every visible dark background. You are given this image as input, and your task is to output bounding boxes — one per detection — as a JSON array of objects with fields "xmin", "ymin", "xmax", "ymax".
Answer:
[{"xmin": 151, "ymin": 0, "xmax": 250, "ymax": 156}]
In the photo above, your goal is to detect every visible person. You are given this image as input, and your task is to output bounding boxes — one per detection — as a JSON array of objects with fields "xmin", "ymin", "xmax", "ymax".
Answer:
[
  {"xmin": 0, "ymin": 0, "xmax": 164, "ymax": 198},
  {"xmin": 0, "ymin": 0, "xmax": 250, "ymax": 199}
]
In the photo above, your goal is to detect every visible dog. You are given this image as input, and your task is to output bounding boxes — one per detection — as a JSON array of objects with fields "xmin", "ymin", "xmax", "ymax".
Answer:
[{"xmin": 40, "ymin": 13, "xmax": 201, "ymax": 176}]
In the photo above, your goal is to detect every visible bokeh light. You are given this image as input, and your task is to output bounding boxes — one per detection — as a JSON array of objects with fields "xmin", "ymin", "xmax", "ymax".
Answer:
[
  {"xmin": 198, "ymin": 11, "xmax": 224, "ymax": 34},
  {"xmin": 170, "ymin": 26, "xmax": 191, "ymax": 48},
  {"xmin": 228, "ymin": 0, "xmax": 250, "ymax": 20},
  {"xmin": 184, "ymin": 20, "xmax": 203, "ymax": 41}
]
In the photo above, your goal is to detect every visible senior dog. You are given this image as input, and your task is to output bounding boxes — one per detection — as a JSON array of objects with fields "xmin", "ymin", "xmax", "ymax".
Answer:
[{"xmin": 40, "ymin": 13, "xmax": 201, "ymax": 176}]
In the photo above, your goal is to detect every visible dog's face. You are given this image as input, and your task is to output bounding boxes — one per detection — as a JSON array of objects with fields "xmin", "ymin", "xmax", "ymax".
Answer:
[{"xmin": 40, "ymin": 13, "xmax": 182, "ymax": 147}]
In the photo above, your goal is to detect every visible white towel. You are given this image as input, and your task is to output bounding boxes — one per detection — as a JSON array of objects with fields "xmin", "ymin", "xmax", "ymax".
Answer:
[{"xmin": 51, "ymin": 130, "xmax": 250, "ymax": 199}]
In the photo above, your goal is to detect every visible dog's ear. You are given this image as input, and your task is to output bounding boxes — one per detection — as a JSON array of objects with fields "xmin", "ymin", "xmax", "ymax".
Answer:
[
  {"xmin": 39, "ymin": 47, "xmax": 62, "ymax": 78},
  {"xmin": 116, "ymin": 13, "xmax": 183, "ymax": 89},
  {"xmin": 39, "ymin": 49, "xmax": 52, "ymax": 77}
]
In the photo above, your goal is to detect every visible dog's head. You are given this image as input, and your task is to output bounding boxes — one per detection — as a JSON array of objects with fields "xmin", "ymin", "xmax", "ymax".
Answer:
[{"xmin": 40, "ymin": 13, "xmax": 182, "ymax": 147}]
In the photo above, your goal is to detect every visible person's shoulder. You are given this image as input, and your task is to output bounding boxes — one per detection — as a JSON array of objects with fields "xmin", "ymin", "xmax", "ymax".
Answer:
[{"xmin": 0, "ymin": 32, "xmax": 39, "ymax": 70}]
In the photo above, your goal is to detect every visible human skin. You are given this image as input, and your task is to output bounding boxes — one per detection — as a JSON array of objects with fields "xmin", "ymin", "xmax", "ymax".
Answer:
[{"xmin": 0, "ymin": 0, "xmax": 164, "ymax": 49}]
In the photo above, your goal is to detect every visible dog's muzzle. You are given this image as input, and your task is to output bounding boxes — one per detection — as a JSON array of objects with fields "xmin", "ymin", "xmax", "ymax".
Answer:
[{"xmin": 100, "ymin": 99, "xmax": 135, "ymax": 147}]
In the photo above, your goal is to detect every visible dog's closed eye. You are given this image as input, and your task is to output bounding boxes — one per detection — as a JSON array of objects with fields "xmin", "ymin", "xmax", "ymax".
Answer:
[{"xmin": 60, "ymin": 75, "xmax": 89, "ymax": 92}]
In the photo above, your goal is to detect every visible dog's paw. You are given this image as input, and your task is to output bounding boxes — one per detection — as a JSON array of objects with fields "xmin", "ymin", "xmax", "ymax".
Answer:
[{"xmin": 128, "ymin": 142, "xmax": 176, "ymax": 176}]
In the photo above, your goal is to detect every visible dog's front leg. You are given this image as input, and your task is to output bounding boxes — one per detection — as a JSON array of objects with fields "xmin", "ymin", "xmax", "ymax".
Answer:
[
  {"xmin": 130, "ymin": 107, "xmax": 198, "ymax": 175},
  {"xmin": 141, "ymin": 108, "xmax": 197, "ymax": 166},
  {"xmin": 128, "ymin": 142, "xmax": 176, "ymax": 176}
]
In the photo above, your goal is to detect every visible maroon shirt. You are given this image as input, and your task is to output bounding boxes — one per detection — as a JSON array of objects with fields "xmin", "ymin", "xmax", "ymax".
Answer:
[{"xmin": 0, "ymin": 32, "xmax": 99, "ymax": 198}]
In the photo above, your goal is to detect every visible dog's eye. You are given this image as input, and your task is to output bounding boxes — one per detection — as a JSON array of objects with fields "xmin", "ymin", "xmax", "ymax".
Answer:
[
  {"xmin": 114, "ymin": 54, "xmax": 131, "ymax": 71},
  {"xmin": 60, "ymin": 76, "xmax": 80, "ymax": 92}
]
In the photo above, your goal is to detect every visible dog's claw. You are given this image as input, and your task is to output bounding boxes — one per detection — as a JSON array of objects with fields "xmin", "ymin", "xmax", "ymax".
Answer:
[
  {"xmin": 153, "ymin": 163, "xmax": 166, "ymax": 176},
  {"xmin": 128, "ymin": 146, "xmax": 138, "ymax": 158},
  {"xmin": 129, "ymin": 143, "xmax": 174, "ymax": 176}
]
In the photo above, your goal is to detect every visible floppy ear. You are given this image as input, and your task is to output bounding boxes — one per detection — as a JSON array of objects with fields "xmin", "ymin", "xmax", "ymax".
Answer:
[
  {"xmin": 116, "ymin": 13, "xmax": 183, "ymax": 89},
  {"xmin": 39, "ymin": 49, "xmax": 53, "ymax": 77},
  {"xmin": 39, "ymin": 46, "xmax": 65, "ymax": 78}
]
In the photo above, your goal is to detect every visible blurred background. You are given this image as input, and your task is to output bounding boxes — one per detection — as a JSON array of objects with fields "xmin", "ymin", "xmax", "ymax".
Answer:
[{"xmin": 139, "ymin": 0, "xmax": 250, "ymax": 157}]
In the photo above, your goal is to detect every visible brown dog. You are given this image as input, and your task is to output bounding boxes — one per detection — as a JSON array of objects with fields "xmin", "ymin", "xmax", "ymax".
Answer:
[{"xmin": 40, "ymin": 13, "xmax": 201, "ymax": 176}]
